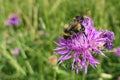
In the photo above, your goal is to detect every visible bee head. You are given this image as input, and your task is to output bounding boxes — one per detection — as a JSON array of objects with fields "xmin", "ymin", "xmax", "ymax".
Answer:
[{"xmin": 75, "ymin": 15, "xmax": 88, "ymax": 23}]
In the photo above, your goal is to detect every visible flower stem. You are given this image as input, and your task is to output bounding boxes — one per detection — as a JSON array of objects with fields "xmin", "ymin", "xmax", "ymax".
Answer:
[
  {"xmin": 16, "ymin": 40, "xmax": 34, "ymax": 75},
  {"xmin": 53, "ymin": 67, "xmax": 57, "ymax": 80},
  {"xmin": 72, "ymin": 70, "xmax": 75, "ymax": 80},
  {"xmin": 0, "ymin": 43, "xmax": 26, "ymax": 76},
  {"xmin": 82, "ymin": 72, "xmax": 86, "ymax": 80}
]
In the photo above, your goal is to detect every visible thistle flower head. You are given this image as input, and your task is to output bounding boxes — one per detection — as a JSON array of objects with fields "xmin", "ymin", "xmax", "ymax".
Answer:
[
  {"xmin": 114, "ymin": 47, "xmax": 120, "ymax": 56},
  {"xmin": 5, "ymin": 14, "xmax": 20, "ymax": 26},
  {"xmin": 39, "ymin": 30, "xmax": 45, "ymax": 35},
  {"xmin": 12, "ymin": 48, "xmax": 20, "ymax": 55},
  {"xmin": 55, "ymin": 16, "xmax": 115, "ymax": 74},
  {"xmin": 100, "ymin": 30, "xmax": 115, "ymax": 50}
]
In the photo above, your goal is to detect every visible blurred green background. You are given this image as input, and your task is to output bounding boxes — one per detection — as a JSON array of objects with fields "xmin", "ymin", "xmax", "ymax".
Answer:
[{"xmin": 0, "ymin": 0, "xmax": 120, "ymax": 80}]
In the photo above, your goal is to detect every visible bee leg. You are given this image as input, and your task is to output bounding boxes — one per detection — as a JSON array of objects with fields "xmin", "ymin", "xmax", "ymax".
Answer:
[
  {"xmin": 63, "ymin": 36, "xmax": 69, "ymax": 40},
  {"xmin": 70, "ymin": 31, "xmax": 76, "ymax": 35},
  {"xmin": 81, "ymin": 25, "xmax": 87, "ymax": 37},
  {"xmin": 81, "ymin": 25, "xmax": 85, "ymax": 31},
  {"xmin": 83, "ymin": 31, "xmax": 87, "ymax": 37}
]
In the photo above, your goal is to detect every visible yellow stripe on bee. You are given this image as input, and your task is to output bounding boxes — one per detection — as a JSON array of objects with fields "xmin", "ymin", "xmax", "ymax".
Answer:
[
  {"xmin": 73, "ymin": 17, "xmax": 76, "ymax": 20},
  {"xmin": 83, "ymin": 15, "xmax": 88, "ymax": 19},
  {"xmin": 62, "ymin": 32, "xmax": 71, "ymax": 36},
  {"xmin": 76, "ymin": 24, "xmax": 81, "ymax": 30},
  {"xmin": 64, "ymin": 24, "xmax": 69, "ymax": 29}
]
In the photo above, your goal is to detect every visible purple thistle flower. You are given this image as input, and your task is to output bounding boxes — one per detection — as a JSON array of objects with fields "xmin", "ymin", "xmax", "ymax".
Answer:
[
  {"xmin": 100, "ymin": 30, "xmax": 115, "ymax": 50},
  {"xmin": 5, "ymin": 14, "xmax": 20, "ymax": 26},
  {"xmin": 54, "ymin": 16, "xmax": 115, "ymax": 74},
  {"xmin": 114, "ymin": 47, "xmax": 120, "ymax": 56},
  {"xmin": 39, "ymin": 30, "xmax": 44, "ymax": 35},
  {"xmin": 12, "ymin": 48, "xmax": 20, "ymax": 55}
]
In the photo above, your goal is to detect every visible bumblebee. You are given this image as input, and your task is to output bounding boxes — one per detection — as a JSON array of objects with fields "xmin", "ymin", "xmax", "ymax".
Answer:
[{"xmin": 63, "ymin": 15, "xmax": 87, "ymax": 39}]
